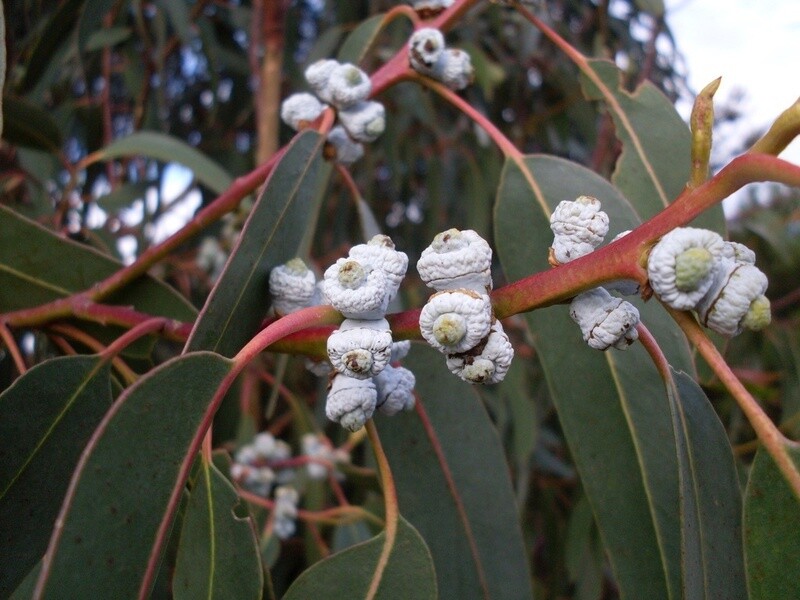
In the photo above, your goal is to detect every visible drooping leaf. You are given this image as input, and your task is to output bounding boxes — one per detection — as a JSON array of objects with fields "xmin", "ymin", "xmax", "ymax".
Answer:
[
  {"xmin": 744, "ymin": 446, "xmax": 800, "ymax": 600},
  {"xmin": 93, "ymin": 131, "xmax": 233, "ymax": 196},
  {"xmin": 667, "ymin": 369, "xmax": 746, "ymax": 599},
  {"xmin": 0, "ymin": 204, "xmax": 196, "ymax": 322},
  {"xmin": 85, "ymin": 26, "xmax": 132, "ymax": 51},
  {"xmin": 34, "ymin": 352, "xmax": 234, "ymax": 598},
  {"xmin": 337, "ymin": 11, "xmax": 412, "ymax": 65},
  {"xmin": 578, "ymin": 59, "xmax": 724, "ymax": 233},
  {"xmin": 2, "ymin": 95, "xmax": 63, "ymax": 152},
  {"xmin": 0, "ymin": 356, "xmax": 113, "ymax": 597},
  {"xmin": 495, "ymin": 155, "xmax": 699, "ymax": 599},
  {"xmin": 283, "ymin": 515, "xmax": 437, "ymax": 600},
  {"xmin": 172, "ymin": 457, "xmax": 263, "ymax": 599},
  {"xmin": 17, "ymin": 0, "xmax": 84, "ymax": 93},
  {"xmin": 95, "ymin": 181, "xmax": 151, "ymax": 211},
  {"xmin": 376, "ymin": 344, "xmax": 534, "ymax": 600},
  {"xmin": 185, "ymin": 131, "xmax": 325, "ymax": 357}
]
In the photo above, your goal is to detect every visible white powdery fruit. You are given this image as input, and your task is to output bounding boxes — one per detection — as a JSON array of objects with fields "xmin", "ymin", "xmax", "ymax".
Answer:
[
  {"xmin": 338, "ymin": 100, "xmax": 386, "ymax": 143},
  {"xmin": 374, "ymin": 364, "xmax": 416, "ymax": 416},
  {"xmin": 446, "ymin": 321, "xmax": 514, "ymax": 384},
  {"xmin": 417, "ymin": 228, "xmax": 493, "ymax": 292},
  {"xmin": 280, "ymin": 92, "xmax": 326, "ymax": 130},
  {"xmin": 418, "ymin": 289, "xmax": 493, "ymax": 354},
  {"xmin": 549, "ymin": 195, "xmax": 609, "ymax": 264},
  {"xmin": 569, "ymin": 287, "xmax": 640, "ymax": 350},
  {"xmin": 695, "ymin": 259, "xmax": 770, "ymax": 336},
  {"xmin": 348, "ymin": 234, "xmax": 409, "ymax": 301},
  {"xmin": 269, "ymin": 258, "xmax": 317, "ymax": 316},
  {"xmin": 325, "ymin": 374, "xmax": 378, "ymax": 432},
  {"xmin": 322, "ymin": 258, "xmax": 390, "ymax": 319},
  {"xmin": 326, "ymin": 318, "xmax": 393, "ymax": 379}
]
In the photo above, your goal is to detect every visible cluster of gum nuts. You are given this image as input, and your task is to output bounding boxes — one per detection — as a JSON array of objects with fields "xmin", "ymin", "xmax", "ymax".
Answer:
[{"xmin": 549, "ymin": 195, "xmax": 771, "ymax": 347}]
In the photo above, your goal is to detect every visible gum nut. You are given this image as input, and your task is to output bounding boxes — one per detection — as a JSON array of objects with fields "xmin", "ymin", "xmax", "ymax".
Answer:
[
  {"xmin": 338, "ymin": 100, "xmax": 386, "ymax": 143},
  {"xmin": 419, "ymin": 289, "xmax": 493, "ymax": 353},
  {"xmin": 697, "ymin": 261, "xmax": 769, "ymax": 336},
  {"xmin": 721, "ymin": 241, "xmax": 756, "ymax": 265},
  {"xmin": 349, "ymin": 235, "xmax": 409, "ymax": 297},
  {"xmin": 417, "ymin": 228, "xmax": 493, "ymax": 292},
  {"xmin": 328, "ymin": 63, "xmax": 372, "ymax": 109},
  {"xmin": 305, "ymin": 58, "xmax": 339, "ymax": 103},
  {"xmin": 375, "ymin": 364, "xmax": 416, "ymax": 416},
  {"xmin": 323, "ymin": 258, "xmax": 390, "ymax": 319},
  {"xmin": 269, "ymin": 258, "xmax": 317, "ymax": 315},
  {"xmin": 446, "ymin": 321, "xmax": 514, "ymax": 384},
  {"xmin": 280, "ymin": 93, "xmax": 325, "ymax": 130},
  {"xmin": 326, "ymin": 125, "xmax": 364, "ymax": 164},
  {"xmin": 570, "ymin": 287, "xmax": 640, "ymax": 351},
  {"xmin": 409, "ymin": 28, "xmax": 446, "ymax": 72},
  {"xmin": 549, "ymin": 196, "xmax": 610, "ymax": 262},
  {"xmin": 431, "ymin": 48, "xmax": 474, "ymax": 90},
  {"xmin": 326, "ymin": 374, "xmax": 377, "ymax": 431},
  {"xmin": 647, "ymin": 227, "xmax": 725, "ymax": 310},
  {"xmin": 390, "ymin": 340, "xmax": 411, "ymax": 362},
  {"xmin": 327, "ymin": 324, "xmax": 393, "ymax": 379}
]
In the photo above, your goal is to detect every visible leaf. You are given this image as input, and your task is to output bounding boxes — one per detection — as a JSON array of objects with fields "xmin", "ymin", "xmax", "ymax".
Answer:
[
  {"xmin": 376, "ymin": 344, "xmax": 534, "ymax": 600},
  {"xmin": 94, "ymin": 131, "xmax": 233, "ymax": 195},
  {"xmin": 744, "ymin": 446, "xmax": 800, "ymax": 600},
  {"xmin": 495, "ymin": 155, "xmax": 700, "ymax": 599},
  {"xmin": 667, "ymin": 369, "xmax": 746, "ymax": 599},
  {"xmin": 2, "ymin": 95, "xmax": 63, "ymax": 152},
  {"xmin": 578, "ymin": 59, "xmax": 724, "ymax": 232},
  {"xmin": 95, "ymin": 181, "xmax": 151, "ymax": 211},
  {"xmin": 185, "ymin": 131, "xmax": 325, "ymax": 357},
  {"xmin": 337, "ymin": 11, "xmax": 412, "ymax": 66},
  {"xmin": 34, "ymin": 352, "xmax": 234, "ymax": 598},
  {"xmin": 17, "ymin": 0, "xmax": 84, "ymax": 93},
  {"xmin": 283, "ymin": 515, "xmax": 437, "ymax": 600},
  {"xmin": 0, "ymin": 204, "xmax": 196, "ymax": 322},
  {"xmin": 77, "ymin": 0, "xmax": 117, "ymax": 57},
  {"xmin": 85, "ymin": 26, "xmax": 132, "ymax": 51},
  {"xmin": 157, "ymin": 0, "xmax": 193, "ymax": 45},
  {"xmin": 0, "ymin": 356, "xmax": 113, "ymax": 597},
  {"xmin": 172, "ymin": 458, "xmax": 263, "ymax": 599}
]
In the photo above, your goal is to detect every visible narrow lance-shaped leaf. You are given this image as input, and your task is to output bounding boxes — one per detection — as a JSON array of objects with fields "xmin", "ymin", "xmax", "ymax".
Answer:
[
  {"xmin": 2, "ymin": 95, "xmax": 63, "ymax": 152},
  {"xmin": 495, "ymin": 155, "xmax": 698, "ymax": 599},
  {"xmin": 283, "ymin": 515, "xmax": 437, "ymax": 600},
  {"xmin": 376, "ymin": 345, "xmax": 535, "ymax": 600},
  {"xmin": 666, "ymin": 369, "xmax": 746, "ymax": 599},
  {"xmin": 185, "ymin": 130, "xmax": 326, "ymax": 357},
  {"xmin": 744, "ymin": 446, "xmax": 800, "ymax": 600},
  {"xmin": 34, "ymin": 352, "xmax": 234, "ymax": 598},
  {"xmin": 578, "ymin": 59, "xmax": 724, "ymax": 233},
  {"xmin": 337, "ymin": 11, "xmax": 413, "ymax": 66},
  {"xmin": 172, "ymin": 457, "xmax": 263, "ymax": 600},
  {"xmin": 93, "ymin": 131, "xmax": 233, "ymax": 196},
  {"xmin": 0, "ymin": 356, "xmax": 113, "ymax": 597}
]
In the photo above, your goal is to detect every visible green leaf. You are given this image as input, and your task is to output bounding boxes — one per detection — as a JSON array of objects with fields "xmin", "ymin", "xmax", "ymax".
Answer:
[
  {"xmin": 95, "ymin": 181, "xmax": 151, "ymax": 211},
  {"xmin": 173, "ymin": 458, "xmax": 263, "ymax": 599},
  {"xmin": 0, "ymin": 204, "xmax": 196, "ymax": 322},
  {"xmin": 744, "ymin": 446, "xmax": 800, "ymax": 600},
  {"xmin": 283, "ymin": 515, "xmax": 437, "ymax": 600},
  {"xmin": 17, "ymin": 0, "xmax": 84, "ymax": 93},
  {"xmin": 578, "ymin": 59, "xmax": 724, "ymax": 232},
  {"xmin": 667, "ymin": 369, "xmax": 746, "ymax": 599},
  {"xmin": 185, "ymin": 131, "xmax": 325, "ymax": 357},
  {"xmin": 376, "ymin": 344, "xmax": 534, "ymax": 600},
  {"xmin": 77, "ymin": 0, "xmax": 117, "ymax": 57},
  {"xmin": 157, "ymin": 0, "xmax": 193, "ymax": 45},
  {"xmin": 337, "ymin": 11, "xmax": 412, "ymax": 65},
  {"xmin": 34, "ymin": 352, "xmax": 234, "ymax": 598},
  {"xmin": 2, "ymin": 95, "xmax": 63, "ymax": 152},
  {"xmin": 495, "ymin": 155, "xmax": 700, "ymax": 599},
  {"xmin": 85, "ymin": 26, "xmax": 132, "ymax": 51},
  {"xmin": 94, "ymin": 131, "xmax": 232, "ymax": 196},
  {"xmin": 0, "ymin": 356, "xmax": 113, "ymax": 597}
]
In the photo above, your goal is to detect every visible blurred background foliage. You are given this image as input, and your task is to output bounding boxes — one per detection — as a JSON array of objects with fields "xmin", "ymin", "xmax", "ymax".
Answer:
[{"xmin": 1, "ymin": 0, "xmax": 799, "ymax": 597}]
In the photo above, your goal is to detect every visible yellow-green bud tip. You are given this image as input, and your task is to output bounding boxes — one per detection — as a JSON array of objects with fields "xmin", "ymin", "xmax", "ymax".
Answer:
[
  {"xmin": 432, "ymin": 313, "xmax": 467, "ymax": 346},
  {"xmin": 338, "ymin": 260, "xmax": 367, "ymax": 289},
  {"xmin": 285, "ymin": 257, "xmax": 308, "ymax": 274},
  {"xmin": 675, "ymin": 247, "xmax": 715, "ymax": 292},
  {"xmin": 743, "ymin": 295, "xmax": 771, "ymax": 331}
]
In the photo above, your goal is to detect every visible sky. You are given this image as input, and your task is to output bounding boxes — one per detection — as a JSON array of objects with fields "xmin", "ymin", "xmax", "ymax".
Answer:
[{"xmin": 665, "ymin": 0, "xmax": 800, "ymax": 167}]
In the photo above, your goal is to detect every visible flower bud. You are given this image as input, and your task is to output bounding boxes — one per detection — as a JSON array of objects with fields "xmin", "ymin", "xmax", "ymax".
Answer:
[
  {"xmin": 326, "ymin": 374, "xmax": 378, "ymax": 431},
  {"xmin": 446, "ymin": 321, "xmax": 514, "ymax": 384},
  {"xmin": 419, "ymin": 289, "xmax": 493, "ymax": 353},
  {"xmin": 569, "ymin": 287, "xmax": 640, "ymax": 350},
  {"xmin": 338, "ymin": 100, "xmax": 386, "ymax": 143},
  {"xmin": 374, "ymin": 365, "xmax": 416, "ymax": 416},
  {"xmin": 431, "ymin": 48, "xmax": 474, "ymax": 91},
  {"xmin": 327, "ymin": 318, "xmax": 393, "ymax": 379},
  {"xmin": 695, "ymin": 260, "xmax": 769, "ymax": 336},
  {"xmin": 417, "ymin": 228, "xmax": 493, "ymax": 292},
  {"xmin": 409, "ymin": 28, "xmax": 446, "ymax": 73},
  {"xmin": 348, "ymin": 234, "xmax": 409, "ymax": 301},
  {"xmin": 269, "ymin": 258, "xmax": 317, "ymax": 316},
  {"xmin": 280, "ymin": 92, "xmax": 326, "ymax": 130},
  {"xmin": 326, "ymin": 125, "xmax": 364, "ymax": 164},
  {"xmin": 305, "ymin": 59, "xmax": 339, "ymax": 104},
  {"xmin": 327, "ymin": 63, "xmax": 372, "ymax": 109},
  {"xmin": 549, "ymin": 195, "xmax": 609, "ymax": 264},
  {"xmin": 323, "ymin": 258, "xmax": 390, "ymax": 319}
]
